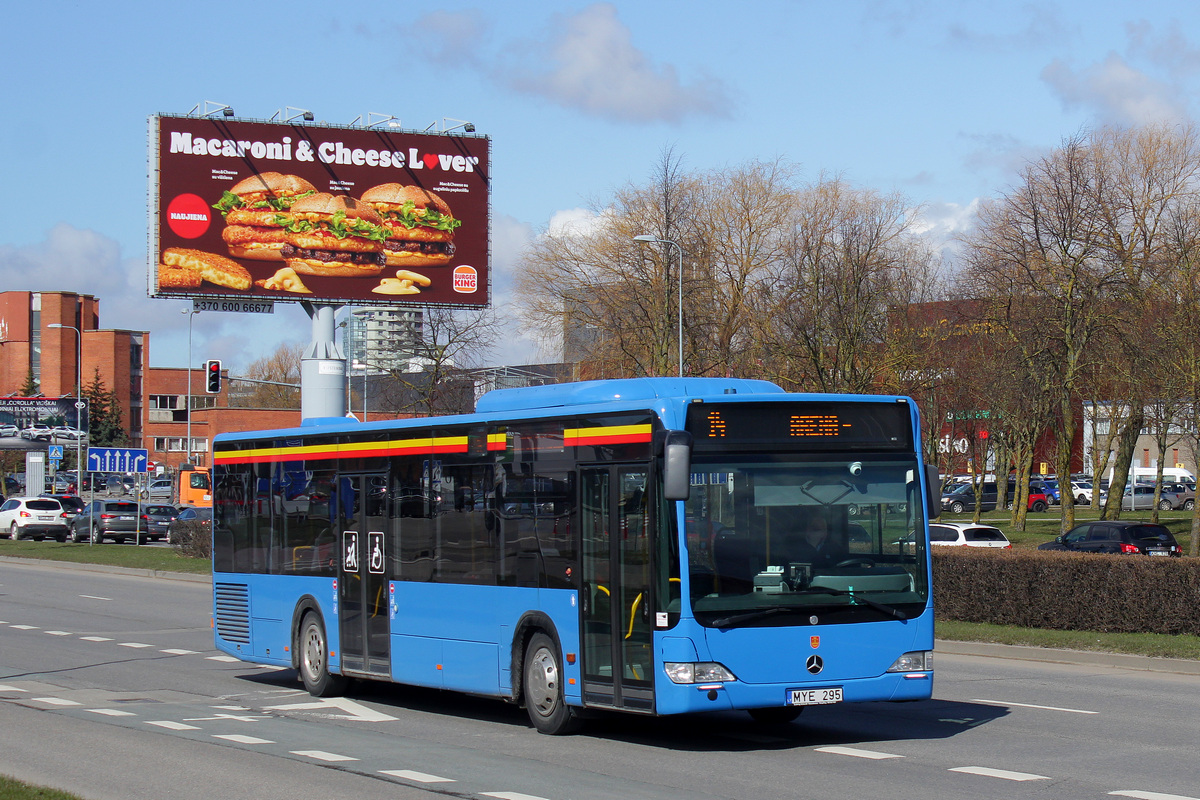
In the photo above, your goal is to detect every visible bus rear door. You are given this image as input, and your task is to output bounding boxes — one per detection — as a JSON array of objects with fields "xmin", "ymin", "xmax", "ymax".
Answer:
[{"xmin": 580, "ymin": 466, "xmax": 654, "ymax": 712}]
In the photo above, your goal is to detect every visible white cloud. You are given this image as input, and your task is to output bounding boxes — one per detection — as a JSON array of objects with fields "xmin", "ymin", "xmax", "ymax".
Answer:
[
  {"xmin": 546, "ymin": 207, "xmax": 608, "ymax": 238},
  {"xmin": 912, "ymin": 199, "xmax": 979, "ymax": 240},
  {"xmin": 1041, "ymin": 53, "xmax": 1186, "ymax": 126},
  {"xmin": 503, "ymin": 3, "xmax": 731, "ymax": 123},
  {"xmin": 399, "ymin": 4, "xmax": 730, "ymax": 123},
  {"xmin": 485, "ymin": 214, "xmax": 548, "ymax": 364}
]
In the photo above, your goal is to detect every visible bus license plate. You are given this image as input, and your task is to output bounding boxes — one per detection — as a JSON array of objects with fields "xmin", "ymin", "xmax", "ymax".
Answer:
[{"xmin": 789, "ymin": 687, "xmax": 843, "ymax": 706}]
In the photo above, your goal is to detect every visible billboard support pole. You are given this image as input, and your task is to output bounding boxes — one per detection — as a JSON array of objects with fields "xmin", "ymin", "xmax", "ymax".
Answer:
[{"xmin": 300, "ymin": 302, "xmax": 347, "ymax": 422}]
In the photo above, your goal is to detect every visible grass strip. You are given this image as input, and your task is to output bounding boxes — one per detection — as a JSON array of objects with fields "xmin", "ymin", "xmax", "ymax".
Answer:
[
  {"xmin": 0, "ymin": 539, "xmax": 209, "ymax": 575},
  {"xmin": 0, "ymin": 775, "xmax": 86, "ymax": 800}
]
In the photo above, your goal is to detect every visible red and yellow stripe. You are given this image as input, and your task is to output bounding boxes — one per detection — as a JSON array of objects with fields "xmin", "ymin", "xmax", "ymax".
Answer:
[
  {"xmin": 214, "ymin": 434, "xmax": 469, "ymax": 465},
  {"xmin": 563, "ymin": 423, "xmax": 652, "ymax": 447},
  {"xmin": 215, "ymin": 423, "xmax": 652, "ymax": 465}
]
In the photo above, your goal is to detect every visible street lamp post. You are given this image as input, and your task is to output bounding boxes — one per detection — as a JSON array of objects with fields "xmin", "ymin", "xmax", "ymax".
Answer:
[
  {"xmin": 633, "ymin": 235, "xmax": 684, "ymax": 377},
  {"xmin": 181, "ymin": 307, "xmax": 200, "ymax": 467},
  {"xmin": 47, "ymin": 323, "xmax": 83, "ymax": 487}
]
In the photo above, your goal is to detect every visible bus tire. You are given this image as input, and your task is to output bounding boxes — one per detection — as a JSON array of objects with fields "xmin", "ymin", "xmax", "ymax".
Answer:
[
  {"xmin": 523, "ymin": 632, "xmax": 579, "ymax": 735},
  {"xmin": 748, "ymin": 706, "xmax": 803, "ymax": 724},
  {"xmin": 299, "ymin": 612, "xmax": 346, "ymax": 697}
]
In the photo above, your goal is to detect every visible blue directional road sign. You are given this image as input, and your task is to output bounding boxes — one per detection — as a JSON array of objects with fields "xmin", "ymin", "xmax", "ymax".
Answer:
[{"xmin": 87, "ymin": 447, "xmax": 150, "ymax": 474}]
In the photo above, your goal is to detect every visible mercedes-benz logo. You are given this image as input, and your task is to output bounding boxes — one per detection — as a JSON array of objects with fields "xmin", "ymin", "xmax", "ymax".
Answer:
[{"xmin": 806, "ymin": 655, "xmax": 824, "ymax": 674}]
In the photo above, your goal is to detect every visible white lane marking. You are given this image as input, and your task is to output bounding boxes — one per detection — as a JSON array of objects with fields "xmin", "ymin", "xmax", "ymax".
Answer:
[
  {"xmin": 255, "ymin": 665, "xmax": 286, "ymax": 671},
  {"xmin": 33, "ymin": 697, "xmax": 82, "ymax": 706},
  {"xmin": 118, "ymin": 642, "xmax": 153, "ymax": 649},
  {"xmin": 265, "ymin": 697, "xmax": 398, "ymax": 722},
  {"xmin": 87, "ymin": 709, "xmax": 136, "ymax": 717},
  {"xmin": 213, "ymin": 734, "xmax": 274, "ymax": 744},
  {"xmin": 212, "ymin": 705, "xmax": 250, "ymax": 711},
  {"xmin": 950, "ymin": 766, "xmax": 1050, "ymax": 782},
  {"xmin": 482, "ymin": 793, "xmax": 552, "ymax": 800},
  {"xmin": 80, "ymin": 636, "xmax": 112, "ymax": 642},
  {"xmin": 10, "ymin": 625, "xmax": 38, "ymax": 630},
  {"xmin": 290, "ymin": 750, "xmax": 358, "ymax": 762},
  {"xmin": 0, "ymin": 685, "xmax": 28, "ymax": 692},
  {"xmin": 972, "ymin": 698, "xmax": 1098, "ymax": 715},
  {"xmin": 207, "ymin": 655, "xmax": 240, "ymax": 663},
  {"xmin": 161, "ymin": 649, "xmax": 198, "ymax": 655},
  {"xmin": 44, "ymin": 630, "xmax": 72, "ymax": 636},
  {"xmin": 380, "ymin": 770, "xmax": 456, "ymax": 783},
  {"xmin": 79, "ymin": 595, "xmax": 112, "ymax": 601},
  {"xmin": 146, "ymin": 720, "xmax": 200, "ymax": 730},
  {"xmin": 816, "ymin": 746, "xmax": 904, "ymax": 760},
  {"xmin": 1111, "ymin": 792, "xmax": 1200, "ymax": 800}
]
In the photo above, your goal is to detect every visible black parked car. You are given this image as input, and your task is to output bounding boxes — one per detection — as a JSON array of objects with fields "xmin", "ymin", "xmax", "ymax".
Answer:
[{"xmin": 1038, "ymin": 521, "xmax": 1182, "ymax": 557}]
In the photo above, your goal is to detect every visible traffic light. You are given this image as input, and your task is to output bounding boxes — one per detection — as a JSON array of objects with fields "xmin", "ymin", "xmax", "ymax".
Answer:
[{"xmin": 205, "ymin": 359, "xmax": 222, "ymax": 394}]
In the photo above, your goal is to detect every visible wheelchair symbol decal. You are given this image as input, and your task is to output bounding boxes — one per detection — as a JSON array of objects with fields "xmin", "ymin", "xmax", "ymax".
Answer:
[{"xmin": 368, "ymin": 532, "xmax": 385, "ymax": 575}]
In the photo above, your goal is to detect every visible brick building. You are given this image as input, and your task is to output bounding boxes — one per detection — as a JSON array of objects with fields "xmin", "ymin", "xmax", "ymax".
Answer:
[{"xmin": 1, "ymin": 290, "xmax": 302, "ymax": 473}]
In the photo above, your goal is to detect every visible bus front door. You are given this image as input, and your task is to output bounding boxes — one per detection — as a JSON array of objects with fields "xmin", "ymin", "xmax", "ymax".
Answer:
[
  {"xmin": 580, "ymin": 467, "xmax": 654, "ymax": 712},
  {"xmin": 336, "ymin": 473, "xmax": 391, "ymax": 677}
]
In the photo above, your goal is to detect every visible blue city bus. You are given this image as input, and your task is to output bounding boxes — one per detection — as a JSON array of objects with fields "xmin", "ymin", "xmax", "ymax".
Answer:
[{"xmin": 211, "ymin": 378, "xmax": 938, "ymax": 733}]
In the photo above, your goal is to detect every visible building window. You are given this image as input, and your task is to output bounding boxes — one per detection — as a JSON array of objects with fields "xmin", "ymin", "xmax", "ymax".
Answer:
[{"xmin": 150, "ymin": 395, "xmax": 181, "ymax": 410}]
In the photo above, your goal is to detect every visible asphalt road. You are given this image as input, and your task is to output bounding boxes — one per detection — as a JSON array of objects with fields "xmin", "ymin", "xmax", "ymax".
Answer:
[{"xmin": 2, "ymin": 559, "xmax": 1199, "ymax": 800}]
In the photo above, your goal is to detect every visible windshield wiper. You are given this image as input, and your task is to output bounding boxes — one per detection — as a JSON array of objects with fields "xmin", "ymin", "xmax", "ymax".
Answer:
[{"xmin": 709, "ymin": 588, "xmax": 908, "ymax": 628}]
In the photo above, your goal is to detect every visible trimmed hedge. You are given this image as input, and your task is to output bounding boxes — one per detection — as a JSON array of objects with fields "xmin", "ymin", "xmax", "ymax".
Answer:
[{"xmin": 932, "ymin": 549, "xmax": 1200, "ymax": 635}]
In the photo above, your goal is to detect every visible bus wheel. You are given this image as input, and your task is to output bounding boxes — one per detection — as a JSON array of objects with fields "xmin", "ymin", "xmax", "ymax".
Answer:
[
  {"xmin": 748, "ymin": 706, "xmax": 803, "ymax": 724},
  {"xmin": 523, "ymin": 632, "xmax": 579, "ymax": 735},
  {"xmin": 299, "ymin": 613, "xmax": 346, "ymax": 697}
]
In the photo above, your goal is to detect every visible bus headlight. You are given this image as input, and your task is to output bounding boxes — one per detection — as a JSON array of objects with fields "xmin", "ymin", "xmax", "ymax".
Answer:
[
  {"xmin": 664, "ymin": 662, "xmax": 737, "ymax": 684},
  {"xmin": 886, "ymin": 651, "xmax": 932, "ymax": 672}
]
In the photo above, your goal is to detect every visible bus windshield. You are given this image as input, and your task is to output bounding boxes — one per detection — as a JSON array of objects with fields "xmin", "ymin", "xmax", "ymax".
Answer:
[{"xmin": 684, "ymin": 453, "xmax": 928, "ymax": 626}]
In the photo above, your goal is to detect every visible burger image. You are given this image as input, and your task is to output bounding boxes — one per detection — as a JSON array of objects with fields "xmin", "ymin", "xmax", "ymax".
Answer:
[
  {"xmin": 279, "ymin": 193, "xmax": 388, "ymax": 277},
  {"xmin": 360, "ymin": 183, "xmax": 461, "ymax": 268},
  {"xmin": 214, "ymin": 172, "xmax": 317, "ymax": 261}
]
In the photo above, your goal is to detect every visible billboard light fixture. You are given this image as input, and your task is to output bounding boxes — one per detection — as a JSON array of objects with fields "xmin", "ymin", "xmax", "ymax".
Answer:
[
  {"xmin": 361, "ymin": 112, "xmax": 402, "ymax": 129},
  {"xmin": 268, "ymin": 107, "xmax": 315, "ymax": 123},
  {"xmin": 188, "ymin": 101, "xmax": 234, "ymax": 119},
  {"xmin": 426, "ymin": 118, "xmax": 477, "ymax": 134}
]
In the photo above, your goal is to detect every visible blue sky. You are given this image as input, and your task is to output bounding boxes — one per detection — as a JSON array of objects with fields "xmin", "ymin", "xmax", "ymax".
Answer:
[{"xmin": 2, "ymin": 1, "xmax": 1199, "ymax": 373}]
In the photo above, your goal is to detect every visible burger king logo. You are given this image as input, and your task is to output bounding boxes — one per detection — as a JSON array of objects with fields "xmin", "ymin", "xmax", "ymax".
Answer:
[{"xmin": 452, "ymin": 265, "xmax": 478, "ymax": 293}]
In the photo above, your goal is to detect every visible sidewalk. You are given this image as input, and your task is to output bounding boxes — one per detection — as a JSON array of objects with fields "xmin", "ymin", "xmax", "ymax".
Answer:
[{"xmin": 935, "ymin": 638, "xmax": 1200, "ymax": 676}]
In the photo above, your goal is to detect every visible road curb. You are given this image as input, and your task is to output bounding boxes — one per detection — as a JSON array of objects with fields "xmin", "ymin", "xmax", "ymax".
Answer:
[
  {"xmin": 0, "ymin": 555, "xmax": 211, "ymax": 584},
  {"xmin": 935, "ymin": 638, "xmax": 1200, "ymax": 675}
]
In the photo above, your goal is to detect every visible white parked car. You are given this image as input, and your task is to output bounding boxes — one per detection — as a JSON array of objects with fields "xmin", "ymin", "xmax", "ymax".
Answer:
[
  {"xmin": 19, "ymin": 424, "xmax": 54, "ymax": 441},
  {"xmin": 1070, "ymin": 481, "xmax": 1095, "ymax": 504},
  {"xmin": 928, "ymin": 522, "xmax": 1012, "ymax": 549},
  {"xmin": 0, "ymin": 496, "xmax": 69, "ymax": 541},
  {"xmin": 51, "ymin": 425, "xmax": 87, "ymax": 442}
]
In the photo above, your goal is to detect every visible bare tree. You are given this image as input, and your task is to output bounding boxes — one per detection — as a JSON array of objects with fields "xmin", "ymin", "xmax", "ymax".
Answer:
[
  {"xmin": 374, "ymin": 306, "xmax": 503, "ymax": 416},
  {"xmin": 235, "ymin": 342, "xmax": 303, "ymax": 408},
  {"xmin": 751, "ymin": 177, "xmax": 935, "ymax": 393},
  {"xmin": 518, "ymin": 149, "xmax": 701, "ymax": 377}
]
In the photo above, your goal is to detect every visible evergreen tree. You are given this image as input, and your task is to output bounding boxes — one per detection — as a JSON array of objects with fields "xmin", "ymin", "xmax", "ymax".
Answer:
[
  {"xmin": 83, "ymin": 368, "xmax": 128, "ymax": 446},
  {"xmin": 21, "ymin": 368, "xmax": 38, "ymax": 396}
]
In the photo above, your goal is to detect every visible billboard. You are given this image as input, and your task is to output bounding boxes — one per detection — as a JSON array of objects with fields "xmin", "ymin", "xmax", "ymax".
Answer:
[
  {"xmin": 0, "ymin": 397, "xmax": 89, "ymax": 452},
  {"xmin": 149, "ymin": 114, "xmax": 490, "ymax": 308}
]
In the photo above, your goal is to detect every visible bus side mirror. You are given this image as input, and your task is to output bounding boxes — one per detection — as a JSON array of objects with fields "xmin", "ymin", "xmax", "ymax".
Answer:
[
  {"xmin": 925, "ymin": 464, "xmax": 941, "ymax": 520},
  {"xmin": 662, "ymin": 431, "xmax": 692, "ymax": 501}
]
